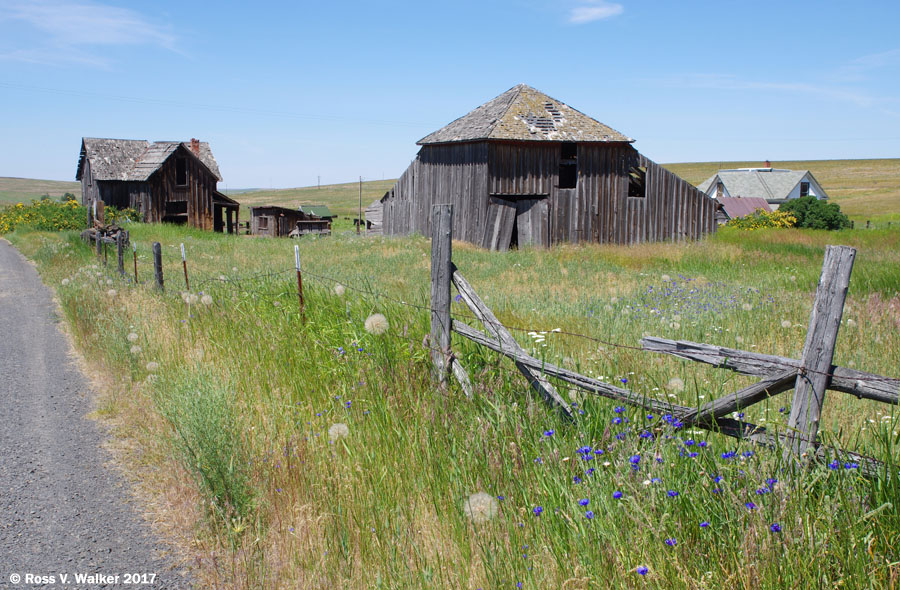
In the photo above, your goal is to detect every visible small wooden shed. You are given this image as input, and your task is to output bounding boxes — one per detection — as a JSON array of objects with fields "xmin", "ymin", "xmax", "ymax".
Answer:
[
  {"xmin": 376, "ymin": 84, "xmax": 717, "ymax": 249},
  {"xmin": 249, "ymin": 206, "xmax": 331, "ymax": 237},
  {"xmin": 76, "ymin": 137, "xmax": 239, "ymax": 233}
]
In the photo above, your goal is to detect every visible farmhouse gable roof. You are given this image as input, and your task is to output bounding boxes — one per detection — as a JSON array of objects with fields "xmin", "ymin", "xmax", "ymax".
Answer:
[
  {"xmin": 417, "ymin": 84, "xmax": 634, "ymax": 145},
  {"xmin": 698, "ymin": 168, "xmax": 822, "ymax": 201},
  {"xmin": 77, "ymin": 138, "xmax": 223, "ymax": 182}
]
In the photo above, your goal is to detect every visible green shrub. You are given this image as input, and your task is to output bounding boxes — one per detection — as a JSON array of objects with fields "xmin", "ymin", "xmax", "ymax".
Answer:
[
  {"xmin": 779, "ymin": 196, "xmax": 851, "ymax": 230},
  {"xmin": 105, "ymin": 205, "xmax": 141, "ymax": 224}
]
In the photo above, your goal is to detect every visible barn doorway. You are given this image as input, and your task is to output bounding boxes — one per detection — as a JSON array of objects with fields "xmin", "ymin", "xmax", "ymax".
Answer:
[{"xmin": 484, "ymin": 196, "xmax": 550, "ymax": 251}]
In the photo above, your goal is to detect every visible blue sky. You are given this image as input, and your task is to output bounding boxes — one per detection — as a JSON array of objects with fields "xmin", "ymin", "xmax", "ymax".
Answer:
[{"xmin": 1, "ymin": 0, "xmax": 898, "ymax": 188}]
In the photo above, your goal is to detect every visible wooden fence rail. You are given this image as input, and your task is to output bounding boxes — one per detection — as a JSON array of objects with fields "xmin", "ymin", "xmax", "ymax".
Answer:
[{"xmin": 429, "ymin": 204, "xmax": 897, "ymax": 476}]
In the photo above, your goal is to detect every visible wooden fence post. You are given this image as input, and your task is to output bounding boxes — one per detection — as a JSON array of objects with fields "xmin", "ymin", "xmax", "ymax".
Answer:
[
  {"xmin": 152, "ymin": 242, "xmax": 164, "ymax": 291},
  {"xmin": 784, "ymin": 245, "xmax": 856, "ymax": 464},
  {"xmin": 133, "ymin": 242, "xmax": 138, "ymax": 283},
  {"xmin": 430, "ymin": 204, "xmax": 452, "ymax": 384},
  {"xmin": 95, "ymin": 233, "xmax": 102, "ymax": 259},
  {"xmin": 116, "ymin": 233, "xmax": 125, "ymax": 275}
]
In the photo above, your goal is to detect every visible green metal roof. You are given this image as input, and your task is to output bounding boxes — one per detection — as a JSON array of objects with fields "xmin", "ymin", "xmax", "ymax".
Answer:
[{"xmin": 299, "ymin": 205, "xmax": 334, "ymax": 218}]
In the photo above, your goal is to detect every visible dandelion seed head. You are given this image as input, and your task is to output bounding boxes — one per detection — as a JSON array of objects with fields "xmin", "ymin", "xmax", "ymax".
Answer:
[
  {"xmin": 129, "ymin": 345, "xmax": 142, "ymax": 354},
  {"xmin": 667, "ymin": 377, "xmax": 685, "ymax": 392},
  {"xmin": 781, "ymin": 320, "xmax": 792, "ymax": 328},
  {"xmin": 61, "ymin": 278, "xmax": 70, "ymax": 286},
  {"xmin": 364, "ymin": 313, "xmax": 389, "ymax": 335},
  {"xmin": 201, "ymin": 294, "xmax": 213, "ymax": 306},
  {"xmin": 145, "ymin": 361, "xmax": 159, "ymax": 373},
  {"xmin": 328, "ymin": 423, "xmax": 350, "ymax": 442},
  {"xmin": 463, "ymin": 491, "xmax": 499, "ymax": 524},
  {"xmin": 107, "ymin": 289, "xmax": 117, "ymax": 297},
  {"xmin": 127, "ymin": 332, "xmax": 139, "ymax": 342}
]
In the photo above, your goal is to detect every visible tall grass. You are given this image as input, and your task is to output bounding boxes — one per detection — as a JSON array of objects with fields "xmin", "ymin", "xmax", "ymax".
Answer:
[{"xmin": 7, "ymin": 223, "xmax": 900, "ymax": 588}]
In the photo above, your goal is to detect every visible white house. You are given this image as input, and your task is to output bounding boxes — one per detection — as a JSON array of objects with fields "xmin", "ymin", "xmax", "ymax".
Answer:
[{"xmin": 698, "ymin": 167, "xmax": 828, "ymax": 208}]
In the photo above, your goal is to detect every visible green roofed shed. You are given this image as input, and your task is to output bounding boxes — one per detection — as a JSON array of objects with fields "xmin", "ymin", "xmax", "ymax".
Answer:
[{"xmin": 299, "ymin": 205, "xmax": 334, "ymax": 220}]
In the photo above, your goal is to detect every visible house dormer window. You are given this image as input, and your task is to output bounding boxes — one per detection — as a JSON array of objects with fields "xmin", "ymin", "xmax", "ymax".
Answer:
[
  {"xmin": 800, "ymin": 181, "xmax": 810, "ymax": 197},
  {"xmin": 716, "ymin": 181, "xmax": 724, "ymax": 198},
  {"xmin": 175, "ymin": 157, "xmax": 187, "ymax": 186}
]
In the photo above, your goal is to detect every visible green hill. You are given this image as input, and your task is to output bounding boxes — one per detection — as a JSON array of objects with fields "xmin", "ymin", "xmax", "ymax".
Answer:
[{"xmin": 0, "ymin": 177, "xmax": 80, "ymax": 206}]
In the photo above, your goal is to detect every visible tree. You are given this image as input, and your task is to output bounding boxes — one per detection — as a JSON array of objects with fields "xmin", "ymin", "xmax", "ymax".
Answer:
[{"xmin": 778, "ymin": 196, "xmax": 851, "ymax": 230}]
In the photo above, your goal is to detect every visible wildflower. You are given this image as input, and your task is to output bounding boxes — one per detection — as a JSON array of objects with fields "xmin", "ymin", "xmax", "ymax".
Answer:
[
  {"xmin": 61, "ymin": 278, "xmax": 70, "ymax": 286},
  {"xmin": 462, "ymin": 492, "xmax": 499, "ymax": 524},
  {"xmin": 543, "ymin": 429, "xmax": 555, "ymax": 437},
  {"xmin": 613, "ymin": 491, "xmax": 623, "ymax": 499},
  {"xmin": 578, "ymin": 498, "xmax": 590, "ymax": 506},
  {"xmin": 620, "ymin": 377, "xmax": 628, "ymax": 385},
  {"xmin": 614, "ymin": 406, "xmax": 625, "ymax": 413},
  {"xmin": 666, "ymin": 377, "xmax": 685, "ymax": 392},
  {"xmin": 630, "ymin": 455, "xmax": 641, "ymax": 466},
  {"xmin": 636, "ymin": 566, "xmax": 649, "ymax": 576},
  {"xmin": 573, "ymin": 475, "xmax": 582, "ymax": 484},
  {"xmin": 532, "ymin": 506, "xmax": 543, "ymax": 516},
  {"xmin": 700, "ymin": 521, "xmax": 710, "ymax": 528},
  {"xmin": 107, "ymin": 289, "xmax": 117, "ymax": 297},
  {"xmin": 334, "ymin": 284, "xmax": 345, "ymax": 296},
  {"xmin": 781, "ymin": 320, "xmax": 791, "ymax": 328},
  {"xmin": 828, "ymin": 460, "xmax": 840, "ymax": 470},
  {"xmin": 585, "ymin": 510, "xmax": 594, "ymax": 519},
  {"xmin": 201, "ymin": 294, "xmax": 213, "ymax": 305},
  {"xmin": 664, "ymin": 538, "xmax": 677, "ymax": 546},
  {"xmin": 127, "ymin": 332, "xmax": 139, "ymax": 342},
  {"xmin": 745, "ymin": 502, "xmax": 756, "ymax": 510},
  {"xmin": 145, "ymin": 361, "xmax": 159, "ymax": 372},
  {"xmin": 661, "ymin": 274, "xmax": 671, "ymax": 282},
  {"xmin": 667, "ymin": 490, "xmax": 679, "ymax": 498},
  {"xmin": 364, "ymin": 313, "xmax": 389, "ymax": 335},
  {"xmin": 328, "ymin": 423, "xmax": 350, "ymax": 442},
  {"xmin": 770, "ymin": 523, "xmax": 782, "ymax": 533},
  {"xmin": 129, "ymin": 345, "xmax": 141, "ymax": 355}
]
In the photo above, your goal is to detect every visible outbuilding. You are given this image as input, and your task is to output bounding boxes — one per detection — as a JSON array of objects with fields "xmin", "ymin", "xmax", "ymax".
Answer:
[{"xmin": 375, "ymin": 84, "xmax": 717, "ymax": 250}]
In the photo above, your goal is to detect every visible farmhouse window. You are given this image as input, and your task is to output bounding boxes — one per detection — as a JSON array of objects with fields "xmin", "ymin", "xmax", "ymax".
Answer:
[
  {"xmin": 800, "ymin": 181, "xmax": 810, "ymax": 197},
  {"xmin": 559, "ymin": 142, "xmax": 577, "ymax": 189},
  {"xmin": 175, "ymin": 157, "xmax": 187, "ymax": 186},
  {"xmin": 258, "ymin": 216, "xmax": 269, "ymax": 230},
  {"xmin": 628, "ymin": 166, "xmax": 647, "ymax": 198}
]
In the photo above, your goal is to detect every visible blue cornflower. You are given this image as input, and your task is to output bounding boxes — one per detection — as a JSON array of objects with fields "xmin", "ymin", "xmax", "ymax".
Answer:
[
  {"xmin": 651, "ymin": 477, "xmax": 661, "ymax": 484},
  {"xmin": 613, "ymin": 491, "xmax": 623, "ymax": 499},
  {"xmin": 684, "ymin": 439, "xmax": 695, "ymax": 446},
  {"xmin": 573, "ymin": 475, "xmax": 582, "ymax": 484},
  {"xmin": 585, "ymin": 510, "xmax": 594, "ymax": 520},
  {"xmin": 533, "ymin": 506, "xmax": 543, "ymax": 516},
  {"xmin": 615, "ymin": 405, "xmax": 626, "ymax": 413},
  {"xmin": 711, "ymin": 474, "xmax": 723, "ymax": 483},
  {"xmin": 497, "ymin": 495, "xmax": 505, "ymax": 501},
  {"xmin": 766, "ymin": 478, "xmax": 778, "ymax": 487},
  {"xmin": 698, "ymin": 441, "xmax": 708, "ymax": 448},
  {"xmin": 646, "ymin": 414, "xmax": 654, "ymax": 420},
  {"xmin": 534, "ymin": 457, "xmax": 543, "ymax": 464},
  {"xmin": 756, "ymin": 488, "xmax": 770, "ymax": 495},
  {"xmin": 664, "ymin": 538, "xmax": 677, "ymax": 547},
  {"xmin": 639, "ymin": 430, "xmax": 654, "ymax": 439},
  {"xmin": 743, "ymin": 450, "xmax": 754, "ymax": 458},
  {"xmin": 745, "ymin": 502, "xmax": 756, "ymax": 510},
  {"xmin": 594, "ymin": 449, "xmax": 605, "ymax": 456},
  {"xmin": 828, "ymin": 460, "xmax": 840, "ymax": 470},
  {"xmin": 688, "ymin": 452, "xmax": 699, "ymax": 458},
  {"xmin": 586, "ymin": 468, "xmax": 595, "ymax": 476},
  {"xmin": 621, "ymin": 377, "xmax": 628, "ymax": 385},
  {"xmin": 721, "ymin": 451, "xmax": 736, "ymax": 460},
  {"xmin": 543, "ymin": 429, "xmax": 555, "ymax": 437},
  {"xmin": 667, "ymin": 490, "xmax": 679, "ymax": 497},
  {"xmin": 577, "ymin": 445, "xmax": 592, "ymax": 454},
  {"xmin": 630, "ymin": 454, "xmax": 641, "ymax": 465},
  {"xmin": 345, "ymin": 401, "xmax": 351, "ymax": 408},
  {"xmin": 770, "ymin": 523, "xmax": 782, "ymax": 533},
  {"xmin": 578, "ymin": 498, "xmax": 590, "ymax": 506},
  {"xmin": 700, "ymin": 521, "xmax": 710, "ymax": 528},
  {"xmin": 581, "ymin": 453, "xmax": 595, "ymax": 461},
  {"xmin": 636, "ymin": 566, "xmax": 649, "ymax": 576},
  {"xmin": 844, "ymin": 462, "xmax": 859, "ymax": 470},
  {"xmin": 612, "ymin": 417, "xmax": 623, "ymax": 425}
]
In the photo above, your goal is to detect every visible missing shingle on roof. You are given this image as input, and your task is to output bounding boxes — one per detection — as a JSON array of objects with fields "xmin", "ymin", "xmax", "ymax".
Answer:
[
  {"xmin": 522, "ymin": 114, "xmax": 556, "ymax": 133},
  {"xmin": 544, "ymin": 102, "xmax": 563, "ymax": 122}
]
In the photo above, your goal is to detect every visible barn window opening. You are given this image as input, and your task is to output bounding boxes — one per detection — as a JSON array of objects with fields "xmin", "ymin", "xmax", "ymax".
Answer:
[
  {"xmin": 800, "ymin": 181, "xmax": 810, "ymax": 197},
  {"xmin": 716, "ymin": 181, "xmax": 725, "ymax": 198},
  {"xmin": 559, "ymin": 142, "xmax": 577, "ymax": 189},
  {"xmin": 175, "ymin": 157, "xmax": 187, "ymax": 186},
  {"xmin": 628, "ymin": 166, "xmax": 647, "ymax": 198},
  {"xmin": 257, "ymin": 216, "xmax": 269, "ymax": 230}
]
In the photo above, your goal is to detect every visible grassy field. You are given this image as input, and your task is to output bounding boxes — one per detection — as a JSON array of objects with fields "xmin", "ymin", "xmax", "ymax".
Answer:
[
  {"xmin": 223, "ymin": 179, "xmax": 396, "ymax": 219},
  {"xmin": 0, "ymin": 176, "xmax": 80, "ymax": 206},
  {"xmin": 6, "ymin": 219, "xmax": 900, "ymax": 588}
]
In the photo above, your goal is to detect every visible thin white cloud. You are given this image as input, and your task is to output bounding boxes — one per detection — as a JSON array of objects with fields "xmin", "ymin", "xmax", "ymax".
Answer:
[
  {"xmin": 568, "ymin": 0, "xmax": 623, "ymax": 24},
  {"xmin": 833, "ymin": 48, "xmax": 900, "ymax": 82},
  {"xmin": 0, "ymin": 0, "xmax": 176, "ymax": 67}
]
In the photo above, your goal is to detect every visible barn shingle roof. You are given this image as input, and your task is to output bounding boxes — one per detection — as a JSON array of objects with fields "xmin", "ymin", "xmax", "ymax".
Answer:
[
  {"xmin": 77, "ymin": 138, "xmax": 223, "ymax": 182},
  {"xmin": 417, "ymin": 84, "xmax": 633, "ymax": 145}
]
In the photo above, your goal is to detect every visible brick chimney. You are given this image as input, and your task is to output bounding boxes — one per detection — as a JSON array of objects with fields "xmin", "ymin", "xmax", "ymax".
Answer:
[
  {"xmin": 190, "ymin": 138, "xmax": 200, "ymax": 155},
  {"xmin": 764, "ymin": 159, "xmax": 771, "ymax": 168}
]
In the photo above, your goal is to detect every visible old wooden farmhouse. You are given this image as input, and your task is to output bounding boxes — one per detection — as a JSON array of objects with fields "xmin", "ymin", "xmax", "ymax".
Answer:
[
  {"xmin": 698, "ymin": 166, "xmax": 829, "ymax": 207},
  {"xmin": 370, "ymin": 84, "xmax": 717, "ymax": 249},
  {"xmin": 77, "ymin": 137, "xmax": 240, "ymax": 233}
]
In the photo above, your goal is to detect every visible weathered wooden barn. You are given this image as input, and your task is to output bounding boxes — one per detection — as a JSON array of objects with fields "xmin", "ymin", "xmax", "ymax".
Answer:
[
  {"xmin": 76, "ymin": 137, "xmax": 239, "ymax": 233},
  {"xmin": 249, "ymin": 206, "xmax": 331, "ymax": 237},
  {"xmin": 374, "ymin": 85, "xmax": 716, "ymax": 249}
]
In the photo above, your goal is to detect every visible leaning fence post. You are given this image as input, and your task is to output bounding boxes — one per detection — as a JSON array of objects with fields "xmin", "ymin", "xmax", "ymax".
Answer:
[
  {"xmin": 430, "ymin": 204, "xmax": 453, "ymax": 384},
  {"xmin": 784, "ymin": 245, "xmax": 856, "ymax": 465},
  {"xmin": 152, "ymin": 242, "xmax": 164, "ymax": 291},
  {"xmin": 116, "ymin": 233, "xmax": 125, "ymax": 275},
  {"xmin": 180, "ymin": 243, "xmax": 190, "ymax": 290},
  {"xmin": 294, "ymin": 244, "xmax": 304, "ymax": 311},
  {"xmin": 133, "ymin": 242, "xmax": 138, "ymax": 283}
]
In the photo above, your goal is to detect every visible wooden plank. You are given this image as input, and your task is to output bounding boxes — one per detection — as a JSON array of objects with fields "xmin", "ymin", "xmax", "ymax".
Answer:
[
  {"xmin": 684, "ymin": 370, "xmax": 797, "ymax": 426},
  {"xmin": 451, "ymin": 271, "xmax": 573, "ymax": 418},
  {"xmin": 640, "ymin": 337, "xmax": 898, "ymax": 405},
  {"xmin": 430, "ymin": 204, "xmax": 453, "ymax": 384},
  {"xmin": 785, "ymin": 245, "xmax": 856, "ymax": 462}
]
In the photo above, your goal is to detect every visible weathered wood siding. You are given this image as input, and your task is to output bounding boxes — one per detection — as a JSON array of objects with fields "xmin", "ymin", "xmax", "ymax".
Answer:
[
  {"xmin": 146, "ymin": 146, "xmax": 216, "ymax": 230},
  {"xmin": 383, "ymin": 141, "xmax": 716, "ymax": 248}
]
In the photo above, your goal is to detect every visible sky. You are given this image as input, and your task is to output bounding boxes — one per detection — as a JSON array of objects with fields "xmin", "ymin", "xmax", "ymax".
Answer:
[{"xmin": 1, "ymin": 0, "xmax": 899, "ymax": 188}]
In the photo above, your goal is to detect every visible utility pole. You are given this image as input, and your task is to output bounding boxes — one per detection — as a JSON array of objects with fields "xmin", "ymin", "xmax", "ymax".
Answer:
[
  {"xmin": 317, "ymin": 175, "xmax": 320, "ymax": 190},
  {"xmin": 357, "ymin": 176, "xmax": 362, "ymax": 235}
]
